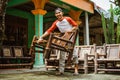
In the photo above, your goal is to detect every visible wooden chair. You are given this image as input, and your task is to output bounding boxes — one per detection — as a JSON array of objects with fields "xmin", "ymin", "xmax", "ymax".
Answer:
[
  {"xmin": 44, "ymin": 28, "xmax": 78, "ymax": 70},
  {"xmin": 94, "ymin": 44, "xmax": 120, "ymax": 74},
  {"xmin": 0, "ymin": 46, "xmax": 34, "ymax": 69},
  {"xmin": 75, "ymin": 44, "xmax": 96, "ymax": 74},
  {"xmin": 29, "ymin": 35, "xmax": 47, "ymax": 56},
  {"xmin": 45, "ymin": 49, "xmax": 61, "ymax": 70}
]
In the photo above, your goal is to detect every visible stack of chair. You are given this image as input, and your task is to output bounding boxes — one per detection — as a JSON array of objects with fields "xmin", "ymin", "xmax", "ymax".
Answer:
[{"xmin": 94, "ymin": 44, "xmax": 120, "ymax": 74}]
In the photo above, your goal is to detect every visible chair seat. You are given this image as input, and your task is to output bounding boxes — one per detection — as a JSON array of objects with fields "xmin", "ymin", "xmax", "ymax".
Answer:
[{"xmin": 97, "ymin": 59, "xmax": 120, "ymax": 61}]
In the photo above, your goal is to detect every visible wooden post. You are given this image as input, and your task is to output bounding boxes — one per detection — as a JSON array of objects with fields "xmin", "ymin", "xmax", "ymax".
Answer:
[
  {"xmin": 84, "ymin": 53, "xmax": 88, "ymax": 74},
  {"xmin": 85, "ymin": 12, "xmax": 90, "ymax": 45},
  {"xmin": 94, "ymin": 52, "xmax": 98, "ymax": 74}
]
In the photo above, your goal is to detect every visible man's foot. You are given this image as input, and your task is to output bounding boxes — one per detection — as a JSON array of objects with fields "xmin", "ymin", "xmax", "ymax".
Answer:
[
  {"xmin": 73, "ymin": 73, "xmax": 79, "ymax": 76},
  {"xmin": 56, "ymin": 72, "xmax": 64, "ymax": 76}
]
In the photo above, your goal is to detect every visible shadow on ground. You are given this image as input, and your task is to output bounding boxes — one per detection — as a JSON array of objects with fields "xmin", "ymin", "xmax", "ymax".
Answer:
[{"xmin": 0, "ymin": 70, "xmax": 120, "ymax": 80}]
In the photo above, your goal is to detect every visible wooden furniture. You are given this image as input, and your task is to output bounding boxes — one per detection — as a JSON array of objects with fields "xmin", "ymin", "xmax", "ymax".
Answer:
[
  {"xmin": 94, "ymin": 44, "xmax": 120, "ymax": 74},
  {"xmin": 29, "ymin": 35, "xmax": 61, "ymax": 70},
  {"xmin": 44, "ymin": 49, "xmax": 61, "ymax": 70},
  {"xmin": 44, "ymin": 28, "xmax": 78, "ymax": 70},
  {"xmin": 0, "ymin": 46, "xmax": 34, "ymax": 69},
  {"xmin": 0, "ymin": 0, "xmax": 8, "ymax": 46},
  {"xmin": 29, "ymin": 35, "xmax": 47, "ymax": 56},
  {"xmin": 75, "ymin": 44, "xmax": 96, "ymax": 74}
]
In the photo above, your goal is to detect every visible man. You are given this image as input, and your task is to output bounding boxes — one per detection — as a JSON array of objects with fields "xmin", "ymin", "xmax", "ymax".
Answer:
[{"xmin": 37, "ymin": 8, "xmax": 79, "ymax": 75}]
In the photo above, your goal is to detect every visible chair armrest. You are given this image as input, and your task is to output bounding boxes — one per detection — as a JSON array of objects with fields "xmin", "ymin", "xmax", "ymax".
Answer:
[
  {"xmin": 87, "ymin": 54, "xmax": 95, "ymax": 57},
  {"xmin": 98, "ymin": 54, "xmax": 106, "ymax": 56}
]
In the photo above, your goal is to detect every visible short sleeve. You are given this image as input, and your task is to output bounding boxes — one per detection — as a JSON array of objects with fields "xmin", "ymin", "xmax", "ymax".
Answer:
[{"xmin": 65, "ymin": 17, "xmax": 78, "ymax": 27}]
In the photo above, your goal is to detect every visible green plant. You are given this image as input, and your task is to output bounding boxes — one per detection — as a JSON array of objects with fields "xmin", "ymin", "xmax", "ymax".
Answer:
[
  {"xmin": 101, "ymin": 4, "xmax": 115, "ymax": 44},
  {"xmin": 101, "ymin": 13, "xmax": 108, "ymax": 43},
  {"xmin": 116, "ymin": 17, "xmax": 120, "ymax": 43}
]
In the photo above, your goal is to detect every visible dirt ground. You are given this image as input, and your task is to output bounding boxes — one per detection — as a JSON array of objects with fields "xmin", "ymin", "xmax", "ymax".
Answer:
[{"xmin": 0, "ymin": 68, "xmax": 120, "ymax": 80}]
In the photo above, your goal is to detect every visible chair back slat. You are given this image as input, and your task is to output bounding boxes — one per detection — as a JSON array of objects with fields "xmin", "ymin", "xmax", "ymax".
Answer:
[
  {"xmin": 105, "ymin": 44, "xmax": 120, "ymax": 59},
  {"xmin": 96, "ymin": 46, "xmax": 105, "ymax": 58},
  {"xmin": 75, "ymin": 44, "xmax": 96, "ymax": 60},
  {"xmin": 59, "ymin": 32, "xmax": 74, "ymax": 46},
  {"xmin": 80, "ymin": 47, "xmax": 91, "ymax": 59},
  {"xmin": 52, "ymin": 31, "xmax": 76, "ymax": 47}
]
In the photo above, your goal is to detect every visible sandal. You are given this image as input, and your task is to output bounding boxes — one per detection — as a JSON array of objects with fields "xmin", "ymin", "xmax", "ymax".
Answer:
[{"xmin": 56, "ymin": 72, "xmax": 64, "ymax": 76}]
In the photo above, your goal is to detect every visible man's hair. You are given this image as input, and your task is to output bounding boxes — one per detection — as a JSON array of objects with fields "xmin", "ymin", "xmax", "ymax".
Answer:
[{"xmin": 55, "ymin": 7, "xmax": 63, "ymax": 13}]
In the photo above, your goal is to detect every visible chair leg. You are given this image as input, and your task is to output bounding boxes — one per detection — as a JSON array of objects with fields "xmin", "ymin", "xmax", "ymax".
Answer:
[
  {"xmin": 94, "ymin": 53, "xmax": 98, "ymax": 74},
  {"xmin": 44, "ymin": 49, "xmax": 51, "ymax": 59},
  {"xmin": 84, "ymin": 54, "xmax": 88, "ymax": 74},
  {"xmin": 67, "ymin": 51, "xmax": 73, "ymax": 65},
  {"xmin": 44, "ymin": 33, "xmax": 53, "ymax": 59},
  {"xmin": 44, "ymin": 59, "xmax": 48, "ymax": 71}
]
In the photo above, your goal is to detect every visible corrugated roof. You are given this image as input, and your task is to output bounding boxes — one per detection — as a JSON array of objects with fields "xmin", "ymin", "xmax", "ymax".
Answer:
[{"xmin": 91, "ymin": 0, "xmax": 118, "ymax": 23}]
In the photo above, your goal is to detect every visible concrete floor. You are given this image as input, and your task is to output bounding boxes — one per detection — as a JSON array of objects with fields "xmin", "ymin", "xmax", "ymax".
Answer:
[{"xmin": 0, "ymin": 68, "xmax": 120, "ymax": 80}]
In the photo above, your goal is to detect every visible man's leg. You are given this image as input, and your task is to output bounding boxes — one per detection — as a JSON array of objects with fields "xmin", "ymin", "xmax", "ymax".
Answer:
[
  {"xmin": 73, "ymin": 56, "xmax": 79, "ymax": 74},
  {"xmin": 73, "ymin": 47, "xmax": 79, "ymax": 75},
  {"xmin": 57, "ymin": 51, "xmax": 66, "ymax": 75}
]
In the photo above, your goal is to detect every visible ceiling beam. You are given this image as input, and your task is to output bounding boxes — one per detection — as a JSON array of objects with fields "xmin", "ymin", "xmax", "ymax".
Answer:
[
  {"xmin": 7, "ymin": 0, "xmax": 94, "ymax": 14},
  {"xmin": 7, "ymin": 0, "xmax": 94, "ymax": 13},
  {"xmin": 6, "ymin": 8, "xmax": 34, "ymax": 19},
  {"xmin": 7, "ymin": 0, "xmax": 73, "ymax": 11},
  {"xmin": 49, "ymin": 0, "xmax": 79, "ymax": 11},
  {"xmin": 7, "ymin": 0, "xmax": 31, "ymax": 7}
]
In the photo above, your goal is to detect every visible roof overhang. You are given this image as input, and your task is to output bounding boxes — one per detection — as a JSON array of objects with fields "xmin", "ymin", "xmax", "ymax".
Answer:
[{"xmin": 61, "ymin": 0, "xmax": 94, "ymax": 13}]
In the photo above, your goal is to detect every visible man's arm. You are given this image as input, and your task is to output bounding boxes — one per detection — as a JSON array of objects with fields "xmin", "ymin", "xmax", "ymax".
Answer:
[
  {"xmin": 37, "ymin": 21, "xmax": 57, "ymax": 43},
  {"xmin": 65, "ymin": 17, "xmax": 78, "ymax": 27}
]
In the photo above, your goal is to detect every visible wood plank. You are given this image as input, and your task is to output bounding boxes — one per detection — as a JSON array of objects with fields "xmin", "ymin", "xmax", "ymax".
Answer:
[
  {"xmin": 61, "ymin": 0, "xmax": 94, "ymax": 13},
  {"xmin": 97, "ymin": 59, "xmax": 120, "ymax": 61},
  {"xmin": 0, "ymin": 62, "xmax": 33, "ymax": 66},
  {"xmin": 98, "ymin": 69, "xmax": 120, "ymax": 71}
]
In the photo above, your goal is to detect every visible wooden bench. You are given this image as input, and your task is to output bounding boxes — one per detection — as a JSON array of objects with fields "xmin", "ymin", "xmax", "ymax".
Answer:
[
  {"xmin": 0, "ymin": 46, "xmax": 34, "ymax": 69},
  {"xmin": 94, "ymin": 44, "xmax": 120, "ymax": 74},
  {"xmin": 75, "ymin": 44, "xmax": 96, "ymax": 74}
]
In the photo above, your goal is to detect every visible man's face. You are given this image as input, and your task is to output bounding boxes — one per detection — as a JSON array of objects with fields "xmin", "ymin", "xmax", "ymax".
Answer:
[{"xmin": 55, "ymin": 11, "xmax": 63, "ymax": 20}]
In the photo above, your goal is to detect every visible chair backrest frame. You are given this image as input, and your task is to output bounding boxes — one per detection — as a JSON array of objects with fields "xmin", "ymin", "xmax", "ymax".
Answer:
[
  {"xmin": 75, "ymin": 44, "xmax": 96, "ymax": 60},
  {"xmin": 105, "ymin": 44, "xmax": 120, "ymax": 59}
]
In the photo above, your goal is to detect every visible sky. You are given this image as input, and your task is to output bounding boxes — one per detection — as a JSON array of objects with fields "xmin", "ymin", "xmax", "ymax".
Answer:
[{"xmin": 91, "ymin": 0, "xmax": 116, "ymax": 11}]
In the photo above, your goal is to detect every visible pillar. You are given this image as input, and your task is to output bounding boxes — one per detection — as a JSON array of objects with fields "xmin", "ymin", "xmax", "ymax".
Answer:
[
  {"xmin": 85, "ymin": 12, "xmax": 90, "ymax": 45},
  {"xmin": 31, "ymin": 0, "xmax": 48, "ymax": 68}
]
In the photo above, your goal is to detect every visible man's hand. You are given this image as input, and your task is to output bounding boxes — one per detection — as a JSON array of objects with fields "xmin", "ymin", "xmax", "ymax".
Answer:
[{"xmin": 37, "ymin": 37, "xmax": 43, "ymax": 43}]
